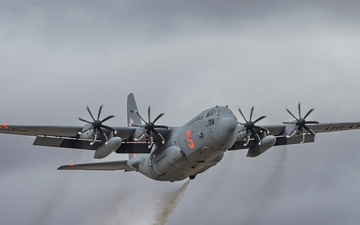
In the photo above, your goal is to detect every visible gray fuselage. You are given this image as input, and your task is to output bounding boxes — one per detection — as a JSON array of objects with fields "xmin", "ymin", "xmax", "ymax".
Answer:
[{"xmin": 128, "ymin": 106, "xmax": 238, "ymax": 182}]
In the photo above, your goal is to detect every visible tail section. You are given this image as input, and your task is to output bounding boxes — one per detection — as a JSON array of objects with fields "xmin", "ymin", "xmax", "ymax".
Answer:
[
  {"xmin": 127, "ymin": 93, "xmax": 142, "ymax": 127},
  {"xmin": 127, "ymin": 93, "xmax": 142, "ymax": 159}
]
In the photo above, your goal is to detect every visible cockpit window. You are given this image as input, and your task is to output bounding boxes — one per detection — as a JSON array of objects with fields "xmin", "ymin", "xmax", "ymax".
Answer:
[
  {"xmin": 206, "ymin": 108, "xmax": 222, "ymax": 117},
  {"xmin": 215, "ymin": 108, "xmax": 222, "ymax": 116},
  {"xmin": 206, "ymin": 110, "xmax": 216, "ymax": 117}
]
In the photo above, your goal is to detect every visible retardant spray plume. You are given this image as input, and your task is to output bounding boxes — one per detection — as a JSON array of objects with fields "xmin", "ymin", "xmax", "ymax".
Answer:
[
  {"xmin": 30, "ymin": 151, "xmax": 82, "ymax": 225},
  {"xmin": 91, "ymin": 184, "xmax": 132, "ymax": 225},
  {"xmin": 153, "ymin": 180, "xmax": 190, "ymax": 225},
  {"xmin": 187, "ymin": 152, "xmax": 236, "ymax": 220},
  {"xmin": 243, "ymin": 146, "xmax": 288, "ymax": 225}
]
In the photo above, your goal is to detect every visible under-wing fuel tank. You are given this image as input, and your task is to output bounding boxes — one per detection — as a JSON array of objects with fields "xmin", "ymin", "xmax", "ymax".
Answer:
[{"xmin": 94, "ymin": 137, "xmax": 122, "ymax": 159}]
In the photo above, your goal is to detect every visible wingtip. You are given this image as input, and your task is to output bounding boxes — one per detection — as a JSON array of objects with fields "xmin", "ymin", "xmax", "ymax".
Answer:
[
  {"xmin": 57, "ymin": 166, "xmax": 65, "ymax": 170},
  {"xmin": 57, "ymin": 164, "xmax": 74, "ymax": 170}
]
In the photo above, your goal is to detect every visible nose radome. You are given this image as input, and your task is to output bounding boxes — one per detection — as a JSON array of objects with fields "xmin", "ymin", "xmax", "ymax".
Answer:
[{"xmin": 219, "ymin": 117, "xmax": 237, "ymax": 132}]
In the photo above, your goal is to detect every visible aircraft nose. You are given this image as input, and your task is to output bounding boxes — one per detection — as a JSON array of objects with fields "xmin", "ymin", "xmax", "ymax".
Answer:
[{"xmin": 219, "ymin": 117, "xmax": 237, "ymax": 132}]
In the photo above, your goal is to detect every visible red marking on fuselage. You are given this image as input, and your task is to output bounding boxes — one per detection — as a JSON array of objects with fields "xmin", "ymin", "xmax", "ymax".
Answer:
[
  {"xmin": 133, "ymin": 153, "xmax": 138, "ymax": 158},
  {"xmin": 186, "ymin": 130, "xmax": 195, "ymax": 149},
  {"xmin": 70, "ymin": 164, "xmax": 74, "ymax": 167},
  {"xmin": 1, "ymin": 124, "xmax": 8, "ymax": 129}
]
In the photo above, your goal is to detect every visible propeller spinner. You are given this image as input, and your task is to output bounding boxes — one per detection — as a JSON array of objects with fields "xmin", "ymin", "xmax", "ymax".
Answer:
[
  {"xmin": 284, "ymin": 102, "xmax": 319, "ymax": 141},
  {"xmin": 238, "ymin": 106, "xmax": 269, "ymax": 146},
  {"xmin": 78, "ymin": 105, "xmax": 117, "ymax": 145},
  {"xmin": 134, "ymin": 105, "xmax": 169, "ymax": 148}
]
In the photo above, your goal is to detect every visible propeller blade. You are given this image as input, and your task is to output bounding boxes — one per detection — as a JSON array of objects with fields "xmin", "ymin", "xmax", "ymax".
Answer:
[
  {"xmin": 90, "ymin": 133, "xmax": 98, "ymax": 145},
  {"xmin": 101, "ymin": 125, "xmax": 117, "ymax": 134},
  {"xmin": 97, "ymin": 105, "xmax": 103, "ymax": 120},
  {"xmin": 246, "ymin": 129, "xmax": 252, "ymax": 136},
  {"xmin": 79, "ymin": 118, "xmax": 92, "ymax": 124},
  {"xmin": 305, "ymin": 121, "xmax": 320, "ymax": 124},
  {"xmin": 303, "ymin": 125, "xmax": 316, "ymax": 137},
  {"xmin": 286, "ymin": 108, "xmax": 298, "ymax": 120},
  {"xmin": 250, "ymin": 106, "xmax": 254, "ymax": 121},
  {"xmin": 101, "ymin": 115, "xmax": 115, "ymax": 123},
  {"xmin": 244, "ymin": 135, "xmax": 251, "ymax": 146},
  {"xmin": 151, "ymin": 128, "xmax": 159, "ymax": 135},
  {"xmin": 153, "ymin": 113, "xmax": 165, "ymax": 123},
  {"xmin": 254, "ymin": 126, "xmax": 270, "ymax": 134},
  {"xmin": 284, "ymin": 103, "xmax": 319, "ymax": 139},
  {"xmin": 87, "ymin": 106, "xmax": 96, "ymax": 121},
  {"xmin": 148, "ymin": 136, "xmax": 154, "ymax": 148},
  {"xmin": 304, "ymin": 108, "xmax": 315, "ymax": 119},
  {"xmin": 261, "ymin": 127, "xmax": 270, "ymax": 134},
  {"xmin": 132, "ymin": 105, "xmax": 167, "ymax": 146},
  {"xmin": 253, "ymin": 115, "xmax": 267, "ymax": 124},
  {"xmin": 146, "ymin": 129, "xmax": 152, "ymax": 136},
  {"xmin": 154, "ymin": 125, "xmax": 169, "ymax": 130},
  {"xmin": 254, "ymin": 132, "xmax": 262, "ymax": 145},
  {"xmin": 238, "ymin": 108, "xmax": 248, "ymax": 122},
  {"xmin": 135, "ymin": 130, "xmax": 146, "ymax": 141},
  {"xmin": 80, "ymin": 105, "xmax": 118, "ymax": 144},
  {"xmin": 283, "ymin": 121, "xmax": 296, "ymax": 124},
  {"xmin": 135, "ymin": 111, "xmax": 148, "ymax": 124},
  {"xmin": 237, "ymin": 106, "xmax": 269, "ymax": 145},
  {"xmin": 151, "ymin": 128, "xmax": 167, "ymax": 143},
  {"xmin": 301, "ymin": 133, "xmax": 306, "ymax": 143},
  {"xmin": 100, "ymin": 129, "xmax": 109, "ymax": 144}
]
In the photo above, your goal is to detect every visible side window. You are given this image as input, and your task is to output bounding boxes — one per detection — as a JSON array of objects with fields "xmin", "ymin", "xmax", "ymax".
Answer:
[{"xmin": 208, "ymin": 118, "xmax": 215, "ymax": 126}]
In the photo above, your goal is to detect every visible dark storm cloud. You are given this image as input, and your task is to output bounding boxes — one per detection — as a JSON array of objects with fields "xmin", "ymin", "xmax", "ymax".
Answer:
[
  {"xmin": 2, "ymin": 0, "xmax": 360, "ymax": 45},
  {"xmin": 1, "ymin": 1, "xmax": 360, "ymax": 225}
]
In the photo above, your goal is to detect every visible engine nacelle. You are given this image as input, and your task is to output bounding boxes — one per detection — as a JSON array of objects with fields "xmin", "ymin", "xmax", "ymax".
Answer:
[
  {"xmin": 94, "ymin": 137, "xmax": 122, "ymax": 159},
  {"xmin": 79, "ymin": 124, "xmax": 94, "ymax": 139},
  {"xmin": 152, "ymin": 146, "xmax": 186, "ymax": 175},
  {"xmin": 247, "ymin": 135, "xmax": 276, "ymax": 157}
]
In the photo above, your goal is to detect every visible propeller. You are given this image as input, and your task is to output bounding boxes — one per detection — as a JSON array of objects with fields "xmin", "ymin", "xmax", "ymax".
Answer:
[
  {"xmin": 284, "ymin": 102, "xmax": 319, "ymax": 142},
  {"xmin": 78, "ymin": 105, "xmax": 117, "ymax": 145},
  {"xmin": 238, "ymin": 106, "xmax": 269, "ymax": 146},
  {"xmin": 134, "ymin": 105, "xmax": 169, "ymax": 148}
]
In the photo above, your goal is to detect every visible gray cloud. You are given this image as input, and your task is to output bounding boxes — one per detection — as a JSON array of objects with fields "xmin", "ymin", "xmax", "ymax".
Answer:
[{"xmin": 1, "ymin": 1, "xmax": 360, "ymax": 225}]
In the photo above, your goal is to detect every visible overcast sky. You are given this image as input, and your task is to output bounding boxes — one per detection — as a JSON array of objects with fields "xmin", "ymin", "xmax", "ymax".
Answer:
[{"xmin": 1, "ymin": 1, "xmax": 360, "ymax": 225}]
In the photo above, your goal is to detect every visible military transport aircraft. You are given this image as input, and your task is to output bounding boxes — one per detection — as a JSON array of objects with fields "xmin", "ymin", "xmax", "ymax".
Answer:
[{"xmin": 1, "ymin": 93, "xmax": 360, "ymax": 182}]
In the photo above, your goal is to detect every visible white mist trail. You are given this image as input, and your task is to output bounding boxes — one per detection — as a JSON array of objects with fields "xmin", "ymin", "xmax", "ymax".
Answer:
[
  {"xmin": 243, "ymin": 147, "xmax": 288, "ymax": 225},
  {"xmin": 153, "ymin": 180, "xmax": 190, "ymax": 225},
  {"xmin": 30, "ymin": 151, "xmax": 82, "ymax": 225}
]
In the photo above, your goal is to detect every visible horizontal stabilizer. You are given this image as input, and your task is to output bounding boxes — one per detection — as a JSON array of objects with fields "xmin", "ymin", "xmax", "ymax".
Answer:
[{"xmin": 58, "ymin": 160, "xmax": 134, "ymax": 171}]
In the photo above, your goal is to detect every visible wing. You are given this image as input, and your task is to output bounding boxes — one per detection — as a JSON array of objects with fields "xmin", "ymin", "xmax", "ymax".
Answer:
[
  {"xmin": 0, "ymin": 125, "xmax": 137, "ymax": 138},
  {"xmin": 0, "ymin": 124, "xmax": 134, "ymax": 150},
  {"xmin": 0, "ymin": 124, "xmax": 172, "ymax": 153},
  {"xmin": 58, "ymin": 160, "xmax": 134, "ymax": 171},
  {"xmin": 230, "ymin": 122, "xmax": 360, "ymax": 150},
  {"xmin": 308, "ymin": 122, "xmax": 360, "ymax": 133},
  {"xmin": 0, "ymin": 125, "xmax": 82, "ymax": 137}
]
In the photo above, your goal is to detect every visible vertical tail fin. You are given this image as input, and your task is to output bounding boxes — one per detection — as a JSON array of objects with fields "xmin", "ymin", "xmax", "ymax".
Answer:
[
  {"xmin": 127, "ymin": 93, "xmax": 142, "ymax": 127},
  {"xmin": 127, "ymin": 93, "xmax": 142, "ymax": 159}
]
